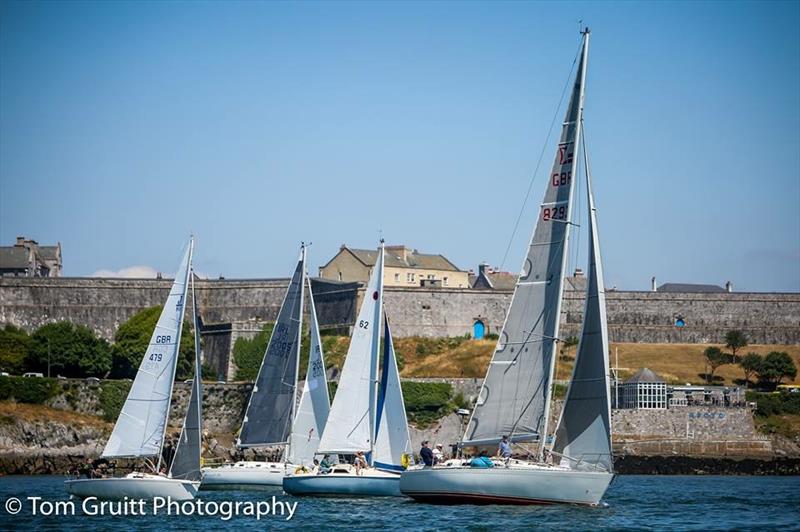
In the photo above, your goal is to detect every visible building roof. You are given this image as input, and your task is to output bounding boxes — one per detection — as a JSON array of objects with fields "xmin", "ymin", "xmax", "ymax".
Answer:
[
  {"xmin": 340, "ymin": 246, "xmax": 462, "ymax": 272},
  {"xmin": 625, "ymin": 367, "xmax": 665, "ymax": 384},
  {"xmin": 38, "ymin": 245, "xmax": 60, "ymax": 261},
  {"xmin": 0, "ymin": 247, "xmax": 32, "ymax": 270},
  {"xmin": 472, "ymin": 270, "xmax": 518, "ymax": 290},
  {"xmin": 657, "ymin": 283, "xmax": 726, "ymax": 293}
]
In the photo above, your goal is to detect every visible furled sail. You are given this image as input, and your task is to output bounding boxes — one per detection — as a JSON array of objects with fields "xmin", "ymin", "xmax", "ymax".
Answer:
[
  {"xmin": 317, "ymin": 244, "xmax": 384, "ymax": 455},
  {"xmin": 463, "ymin": 35, "xmax": 589, "ymax": 449},
  {"xmin": 102, "ymin": 240, "xmax": 192, "ymax": 458},
  {"xmin": 169, "ymin": 270, "xmax": 204, "ymax": 481},
  {"xmin": 238, "ymin": 255, "xmax": 304, "ymax": 447},
  {"xmin": 373, "ymin": 315, "xmax": 412, "ymax": 471},
  {"xmin": 287, "ymin": 277, "xmax": 331, "ymax": 466},
  {"xmin": 552, "ymin": 126, "xmax": 613, "ymax": 472}
]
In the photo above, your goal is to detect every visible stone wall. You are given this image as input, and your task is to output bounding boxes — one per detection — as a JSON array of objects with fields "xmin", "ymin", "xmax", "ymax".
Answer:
[{"xmin": 1, "ymin": 278, "xmax": 798, "ymax": 372}]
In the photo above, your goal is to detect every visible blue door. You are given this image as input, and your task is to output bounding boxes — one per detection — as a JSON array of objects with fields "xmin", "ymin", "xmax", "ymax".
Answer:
[{"xmin": 473, "ymin": 320, "xmax": 485, "ymax": 340}]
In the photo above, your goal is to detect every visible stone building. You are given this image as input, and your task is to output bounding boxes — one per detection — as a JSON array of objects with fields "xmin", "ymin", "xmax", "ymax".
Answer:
[
  {"xmin": 319, "ymin": 244, "xmax": 469, "ymax": 288},
  {"xmin": 0, "ymin": 237, "xmax": 62, "ymax": 278}
]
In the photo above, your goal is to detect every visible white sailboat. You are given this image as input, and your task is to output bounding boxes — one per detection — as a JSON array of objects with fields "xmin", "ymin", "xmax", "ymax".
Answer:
[
  {"xmin": 399, "ymin": 29, "xmax": 615, "ymax": 506},
  {"xmin": 201, "ymin": 244, "xmax": 331, "ymax": 489},
  {"xmin": 283, "ymin": 240, "xmax": 413, "ymax": 497},
  {"xmin": 66, "ymin": 238, "xmax": 204, "ymax": 501}
]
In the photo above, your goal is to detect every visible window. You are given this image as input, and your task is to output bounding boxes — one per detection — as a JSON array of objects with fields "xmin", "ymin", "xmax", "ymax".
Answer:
[
  {"xmin": 428, "ymin": 274, "xmax": 435, "ymax": 280},
  {"xmin": 443, "ymin": 277, "xmax": 449, "ymax": 286},
  {"xmin": 338, "ymin": 272, "xmax": 342, "ymax": 281},
  {"xmin": 407, "ymin": 272, "xmax": 413, "ymax": 282},
  {"xmin": 394, "ymin": 273, "xmax": 400, "ymax": 282}
]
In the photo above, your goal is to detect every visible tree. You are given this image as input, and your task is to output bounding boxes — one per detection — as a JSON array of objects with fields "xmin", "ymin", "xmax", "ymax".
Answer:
[
  {"xmin": 738, "ymin": 352, "xmax": 762, "ymax": 388},
  {"xmin": 0, "ymin": 324, "xmax": 31, "ymax": 375},
  {"xmin": 111, "ymin": 306, "xmax": 195, "ymax": 379},
  {"xmin": 703, "ymin": 346, "xmax": 728, "ymax": 383},
  {"xmin": 28, "ymin": 322, "xmax": 112, "ymax": 378},
  {"xmin": 757, "ymin": 351, "xmax": 797, "ymax": 390},
  {"xmin": 724, "ymin": 330, "xmax": 748, "ymax": 362}
]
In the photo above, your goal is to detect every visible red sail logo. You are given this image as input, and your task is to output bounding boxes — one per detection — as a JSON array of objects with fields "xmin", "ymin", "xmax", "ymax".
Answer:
[{"xmin": 557, "ymin": 142, "xmax": 574, "ymax": 166}]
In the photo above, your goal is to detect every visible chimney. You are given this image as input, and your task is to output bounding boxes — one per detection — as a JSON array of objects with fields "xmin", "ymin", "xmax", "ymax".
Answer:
[
  {"xmin": 725, "ymin": 281, "xmax": 732, "ymax": 293},
  {"xmin": 574, "ymin": 268, "xmax": 584, "ymax": 277},
  {"xmin": 478, "ymin": 262, "xmax": 491, "ymax": 276},
  {"xmin": 15, "ymin": 236, "xmax": 25, "ymax": 247},
  {"xmin": 651, "ymin": 276, "xmax": 657, "ymax": 292}
]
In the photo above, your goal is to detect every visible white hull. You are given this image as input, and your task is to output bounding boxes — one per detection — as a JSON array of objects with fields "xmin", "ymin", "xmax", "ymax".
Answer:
[
  {"xmin": 64, "ymin": 473, "xmax": 199, "ymax": 501},
  {"xmin": 283, "ymin": 465, "xmax": 401, "ymax": 497},
  {"xmin": 200, "ymin": 461, "xmax": 292, "ymax": 490},
  {"xmin": 399, "ymin": 464, "xmax": 613, "ymax": 506}
]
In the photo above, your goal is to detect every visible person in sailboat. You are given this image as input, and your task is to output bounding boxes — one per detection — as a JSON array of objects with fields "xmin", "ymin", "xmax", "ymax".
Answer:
[
  {"xmin": 497, "ymin": 435, "xmax": 512, "ymax": 463},
  {"xmin": 432, "ymin": 443, "xmax": 444, "ymax": 464},
  {"xmin": 319, "ymin": 455, "xmax": 332, "ymax": 474},
  {"xmin": 354, "ymin": 451, "xmax": 368, "ymax": 475},
  {"xmin": 419, "ymin": 441, "xmax": 434, "ymax": 467}
]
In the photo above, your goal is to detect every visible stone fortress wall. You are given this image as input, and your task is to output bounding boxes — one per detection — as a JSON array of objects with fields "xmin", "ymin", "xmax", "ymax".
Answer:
[{"xmin": 1, "ymin": 277, "xmax": 798, "ymax": 380}]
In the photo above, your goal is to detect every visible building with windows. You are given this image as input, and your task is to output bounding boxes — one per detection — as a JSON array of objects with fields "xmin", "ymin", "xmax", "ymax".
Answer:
[
  {"xmin": 619, "ymin": 367, "xmax": 667, "ymax": 410},
  {"xmin": 318, "ymin": 244, "xmax": 469, "ymax": 288},
  {"xmin": 0, "ymin": 236, "xmax": 62, "ymax": 277}
]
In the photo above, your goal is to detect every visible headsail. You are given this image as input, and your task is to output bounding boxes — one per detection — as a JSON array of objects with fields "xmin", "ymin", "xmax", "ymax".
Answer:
[
  {"xmin": 373, "ymin": 315, "xmax": 412, "ymax": 471},
  {"xmin": 317, "ymin": 243, "xmax": 384, "ymax": 455},
  {"xmin": 238, "ymin": 253, "xmax": 304, "ymax": 447},
  {"xmin": 169, "ymin": 268, "xmax": 204, "ymax": 480},
  {"xmin": 552, "ymin": 114, "xmax": 613, "ymax": 472},
  {"xmin": 462, "ymin": 33, "xmax": 589, "ymax": 450},
  {"xmin": 102, "ymin": 240, "xmax": 192, "ymax": 458},
  {"xmin": 287, "ymin": 276, "xmax": 332, "ymax": 465}
]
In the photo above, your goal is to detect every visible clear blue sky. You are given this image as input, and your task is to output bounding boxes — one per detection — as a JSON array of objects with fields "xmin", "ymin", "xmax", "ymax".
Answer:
[{"xmin": 1, "ymin": 1, "xmax": 798, "ymax": 292}]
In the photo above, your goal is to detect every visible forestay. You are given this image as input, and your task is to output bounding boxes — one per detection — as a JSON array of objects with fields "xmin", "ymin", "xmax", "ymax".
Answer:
[
  {"xmin": 287, "ymin": 277, "xmax": 331, "ymax": 465},
  {"xmin": 169, "ymin": 271, "xmax": 204, "ymax": 481},
  {"xmin": 238, "ymin": 256, "xmax": 304, "ymax": 447},
  {"xmin": 463, "ymin": 38, "xmax": 588, "ymax": 448},
  {"xmin": 317, "ymin": 244, "xmax": 384, "ymax": 455},
  {"xmin": 373, "ymin": 316, "xmax": 412, "ymax": 471},
  {"xmin": 102, "ymin": 241, "xmax": 192, "ymax": 458},
  {"xmin": 552, "ymin": 124, "xmax": 613, "ymax": 472}
]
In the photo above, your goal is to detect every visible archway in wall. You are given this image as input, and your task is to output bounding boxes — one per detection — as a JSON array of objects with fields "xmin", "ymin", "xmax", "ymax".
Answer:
[{"xmin": 473, "ymin": 320, "xmax": 485, "ymax": 340}]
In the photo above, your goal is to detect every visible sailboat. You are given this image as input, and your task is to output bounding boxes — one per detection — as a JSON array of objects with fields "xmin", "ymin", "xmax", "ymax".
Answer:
[
  {"xmin": 283, "ymin": 240, "xmax": 413, "ymax": 497},
  {"xmin": 65, "ymin": 238, "xmax": 204, "ymax": 501},
  {"xmin": 200, "ymin": 244, "xmax": 331, "ymax": 489},
  {"xmin": 399, "ymin": 29, "xmax": 615, "ymax": 506}
]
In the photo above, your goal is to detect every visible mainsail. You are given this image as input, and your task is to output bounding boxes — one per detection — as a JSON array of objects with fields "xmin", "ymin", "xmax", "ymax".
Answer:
[
  {"xmin": 287, "ymin": 277, "xmax": 331, "ymax": 465},
  {"xmin": 169, "ymin": 269, "xmax": 204, "ymax": 481},
  {"xmin": 103, "ymin": 240, "xmax": 192, "ymax": 458},
  {"xmin": 317, "ymin": 243, "xmax": 384, "ymax": 455},
  {"xmin": 373, "ymin": 315, "xmax": 412, "ymax": 472},
  {"xmin": 238, "ymin": 253, "xmax": 304, "ymax": 447},
  {"xmin": 552, "ymin": 121, "xmax": 613, "ymax": 472},
  {"xmin": 463, "ymin": 35, "xmax": 589, "ymax": 450}
]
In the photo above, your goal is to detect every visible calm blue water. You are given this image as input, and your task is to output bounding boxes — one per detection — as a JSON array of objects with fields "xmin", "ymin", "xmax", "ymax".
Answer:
[{"xmin": 0, "ymin": 475, "xmax": 798, "ymax": 530}]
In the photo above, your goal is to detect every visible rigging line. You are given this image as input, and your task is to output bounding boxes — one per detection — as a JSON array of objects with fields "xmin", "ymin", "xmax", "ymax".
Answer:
[
  {"xmin": 571, "ymin": 128, "xmax": 583, "ymax": 276},
  {"xmin": 498, "ymin": 40, "xmax": 582, "ymax": 272}
]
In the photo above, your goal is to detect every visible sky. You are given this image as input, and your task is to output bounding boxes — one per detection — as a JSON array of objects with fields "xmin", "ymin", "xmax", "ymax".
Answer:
[{"xmin": 1, "ymin": 1, "xmax": 798, "ymax": 292}]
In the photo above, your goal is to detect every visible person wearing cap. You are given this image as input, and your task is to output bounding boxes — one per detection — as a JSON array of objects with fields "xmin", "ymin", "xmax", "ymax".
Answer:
[
  {"xmin": 354, "ymin": 451, "xmax": 368, "ymax": 475},
  {"xmin": 420, "ymin": 440, "xmax": 434, "ymax": 467},
  {"xmin": 432, "ymin": 443, "xmax": 444, "ymax": 464},
  {"xmin": 497, "ymin": 434, "xmax": 512, "ymax": 462}
]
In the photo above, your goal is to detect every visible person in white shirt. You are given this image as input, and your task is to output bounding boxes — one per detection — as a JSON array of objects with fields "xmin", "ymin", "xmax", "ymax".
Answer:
[{"xmin": 432, "ymin": 443, "xmax": 444, "ymax": 464}]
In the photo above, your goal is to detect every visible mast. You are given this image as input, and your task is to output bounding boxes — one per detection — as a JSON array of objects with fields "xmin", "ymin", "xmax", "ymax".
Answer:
[
  {"xmin": 157, "ymin": 236, "xmax": 193, "ymax": 473},
  {"xmin": 368, "ymin": 240, "xmax": 385, "ymax": 466},
  {"xmin": 285, "ymin": 243, "xmax": 307, "ymax": 464},
  {"xmin": 538, "ymin": 28, "xmax": 590, "ymax": 460},
  {"xmin": 190, "ymin": 265, "xmax": 203, "ymax": 465}
]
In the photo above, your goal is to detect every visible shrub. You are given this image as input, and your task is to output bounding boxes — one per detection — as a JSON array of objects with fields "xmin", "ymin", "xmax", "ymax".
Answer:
[
  {"xmin": 99, "ymin": 380, "xmax": 132, "ymax": 422},
  {"xmin": 0, "ymin": 324, "xmax": 31, "ymax": 375},
  {"xmin": 0, "ymin": 376, "xmax": 59, "ymax": 404},
  {"xmin": 29, "ymin": 322, "xmax": 111, "ymax": 378},
  {"xmin": 232, "ymin": 323, "xmax": 274, "ymax": 381},
  {"xmin": 402, "ymin": 381, "xmax": 453, "ymax": 427}
]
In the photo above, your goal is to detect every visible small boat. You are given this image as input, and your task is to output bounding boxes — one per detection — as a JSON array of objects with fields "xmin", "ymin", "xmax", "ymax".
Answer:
[
  {"xmin": 66, "ymin": 238, "xmax": 204, "ymax": 501},
  {"xmin": 283, "ymin": 240, "xmax": 413, "ymax": 497},
  {"xmin": 201, "ymin": 244, "xmax": 332, "ymax": 489},
  {"xmin": 400, "ymin": 28, "xmax": 615, "ymax": 506}
]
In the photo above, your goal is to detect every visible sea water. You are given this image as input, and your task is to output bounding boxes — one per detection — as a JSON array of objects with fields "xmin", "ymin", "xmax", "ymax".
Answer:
[{"xmin": 0, "ymin": 475, "xmax": 798, "ymax": 530}]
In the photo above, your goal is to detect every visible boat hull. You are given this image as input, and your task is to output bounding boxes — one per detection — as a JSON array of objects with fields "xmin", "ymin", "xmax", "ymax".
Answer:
[
  {"xmin": 283, "ymin": 470, "xmax": 402, "ymax": 497},
  {"xmin": 64, "ymin": 474, "xmax": 199, "ymax": 501},
  {"xmin": 399, "ymin": 466, "xmax": 613, "ymax": 506},
  {"xmin": 200, "ymin": 461, "xmax": 290, "ymax": 490}
]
